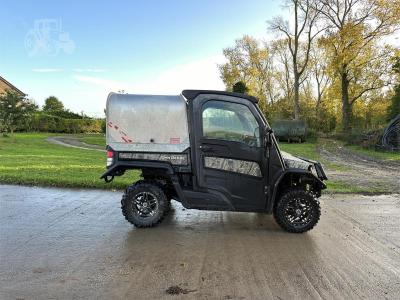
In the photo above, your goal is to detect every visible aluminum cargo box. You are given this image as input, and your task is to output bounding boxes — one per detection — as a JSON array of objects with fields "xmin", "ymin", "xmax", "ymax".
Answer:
[{"xmin": 106, "ymin": 93, "xmax": 190, "ymax": 153}]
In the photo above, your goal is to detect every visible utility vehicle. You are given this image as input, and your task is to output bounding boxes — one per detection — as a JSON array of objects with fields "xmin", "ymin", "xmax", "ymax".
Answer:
[{"xmin": 101, "ymin": 90, "xmax": 327, "ymax": 233}]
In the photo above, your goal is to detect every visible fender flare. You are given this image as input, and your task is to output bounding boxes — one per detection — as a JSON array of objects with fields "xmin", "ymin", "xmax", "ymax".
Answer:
[
  {"xmin": 100, "ymin": 161, "xmax": 187, "ymax": 205},
  {"xmin": 100, "ymin": 161, "xmax": 174, "ymax": 180},
  {"xmin": 268, "ymin": 169, "xmax": 326, "ymax": 213}
]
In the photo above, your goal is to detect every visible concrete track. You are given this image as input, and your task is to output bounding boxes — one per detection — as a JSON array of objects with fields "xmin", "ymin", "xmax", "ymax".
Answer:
[
  {"xmin": 1, "ymin": 185, "xmax": 399, "ymax": 299},
  {"xmin": 46, "ymin": 136, "xmax": 104, "ymax": 152}
]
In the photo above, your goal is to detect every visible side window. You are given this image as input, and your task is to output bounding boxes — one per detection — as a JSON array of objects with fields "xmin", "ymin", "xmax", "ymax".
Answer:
[{"xmin": 202, "ymin": 100, "xmax": 260, "ymax": 147}]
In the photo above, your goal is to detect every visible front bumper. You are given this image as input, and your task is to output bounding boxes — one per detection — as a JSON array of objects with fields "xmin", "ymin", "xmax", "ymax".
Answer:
[
  {"xmin": 280, "ymin": 151, "xmax": 328, "ymax": 181},
  {"xmin": 297, "ymin": 157, "xmax": 328, "ymax": 181}
]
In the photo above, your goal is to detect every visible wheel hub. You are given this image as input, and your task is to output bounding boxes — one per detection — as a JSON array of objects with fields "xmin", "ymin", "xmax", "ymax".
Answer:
[
  {"xmin": 284, "ymin": 196, "xmax": 314, "ymax": 228},
  {"xmin": 132, "ymin": 192, "xmax": 158, "ymax": 218}
]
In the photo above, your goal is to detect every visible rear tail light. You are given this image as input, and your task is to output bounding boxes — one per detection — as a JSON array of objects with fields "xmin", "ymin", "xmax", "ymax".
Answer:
[{"xmin": 106, "ymin": 150, "xmax": 114, "ymax": 167}]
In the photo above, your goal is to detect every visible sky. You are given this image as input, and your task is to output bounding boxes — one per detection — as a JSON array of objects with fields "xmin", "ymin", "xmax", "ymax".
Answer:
[{"xmin": 0, "ymin": 0, "xmax": 281, "ymax": 117}]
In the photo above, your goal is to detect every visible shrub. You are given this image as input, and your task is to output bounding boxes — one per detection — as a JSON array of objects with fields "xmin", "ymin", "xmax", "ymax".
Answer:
[{"xmin": 29, "ymin": 113, "xmax": 103, "ymax": 133}]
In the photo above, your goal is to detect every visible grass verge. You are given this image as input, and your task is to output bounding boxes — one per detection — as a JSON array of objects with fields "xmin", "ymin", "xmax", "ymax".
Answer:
[
  {"xmin": 0, "ymin": 133, "xmax": 139, "ymax": 189},
  {"xmin": 325, "ymin": 181, "xmax": 389, "ymax": 194}
]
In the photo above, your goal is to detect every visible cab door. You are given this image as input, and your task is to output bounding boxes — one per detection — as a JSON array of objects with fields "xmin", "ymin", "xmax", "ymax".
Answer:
[{"xmin": 191, "ymin": 94, "xmax": 268, "ymax": 211}]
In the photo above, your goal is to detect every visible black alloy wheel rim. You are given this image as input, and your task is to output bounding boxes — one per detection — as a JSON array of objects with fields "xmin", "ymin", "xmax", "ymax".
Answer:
[
  {"xmin": 284, "ymin": 196, "xmax": 314, "ymax": 228},
  {"xmin": 133, "ymin": 192, "xmax": 159, "ymax": 218}
]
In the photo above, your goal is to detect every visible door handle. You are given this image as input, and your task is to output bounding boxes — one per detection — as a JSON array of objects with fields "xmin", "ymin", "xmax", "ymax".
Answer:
[{"xmin": 199, "ymin": 145, "xmax": 214, "ymax": 152}]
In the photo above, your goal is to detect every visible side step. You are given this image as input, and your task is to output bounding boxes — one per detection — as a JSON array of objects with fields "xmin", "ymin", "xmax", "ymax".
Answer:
[{"xmin": 181, "ymin": 189, "xmax": 234, "ymax": 211}]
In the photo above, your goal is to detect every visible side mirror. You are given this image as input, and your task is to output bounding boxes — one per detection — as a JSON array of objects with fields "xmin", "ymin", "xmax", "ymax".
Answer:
[{"xmin": 264, "ymin": 128, "xmax": 273, "ymax": 148}]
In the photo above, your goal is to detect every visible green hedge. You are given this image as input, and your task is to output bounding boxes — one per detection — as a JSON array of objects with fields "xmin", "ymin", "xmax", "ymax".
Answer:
[{"xmin": 26, "ymin": 113, "xmax": 104, "ymax": 133}]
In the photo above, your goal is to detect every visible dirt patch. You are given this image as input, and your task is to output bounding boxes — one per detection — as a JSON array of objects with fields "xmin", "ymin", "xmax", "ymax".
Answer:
[
  {"xmin": 318, "ymin": 139, "xmax": 400, "ymax": 193},
  {"xmin": 165, "ymin": 286, "xmax": 197, "ymax": 295}
]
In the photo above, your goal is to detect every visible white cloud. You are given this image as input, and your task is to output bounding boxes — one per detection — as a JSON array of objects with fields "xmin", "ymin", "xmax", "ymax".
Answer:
[
  {"xmin": 73, "ymin": 75, "xmax": 127, "ymax": 91},
  {"xmin": 74, "ymin": 55, "xmax": 225, "ymax": 93},
  {"xmin": 73, "ymin": 68, "xmax": 107, "ymax": 73},
  {"xmin": 32, "ymin": 68, "xmax": 64, "ymax": 73},
  {"xmin": 32, "ymin": 68, "xmax": 108, "ymax": 73},
  {"xmin": 133, "ymin": 55, "xmax": 226, "ymax": 94},
  {"xmin": 72, "ymin": 55, "xmax": 226, "ymax": 116}
]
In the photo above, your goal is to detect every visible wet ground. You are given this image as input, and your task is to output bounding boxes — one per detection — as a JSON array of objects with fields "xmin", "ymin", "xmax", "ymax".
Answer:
[{"xmin": 1, "ymin": 185, "xmax": 400, "ymax": 299}]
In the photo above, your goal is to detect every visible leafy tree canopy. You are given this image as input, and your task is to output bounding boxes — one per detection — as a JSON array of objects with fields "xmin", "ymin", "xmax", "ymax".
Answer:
[
  {"xmin": 388, "ymin": 57, "xmax": 400, "ymax": 120},
  {"xmin": 0, "ymin": 90, "xmax": 38, "ymax": 134},
  {"xmin": 43, "ymin": 96, "xmax": 64, "ymax": 111},
  {"xmin": 232, "ymin": 81, "xmax": 249, "ymax": 94}
]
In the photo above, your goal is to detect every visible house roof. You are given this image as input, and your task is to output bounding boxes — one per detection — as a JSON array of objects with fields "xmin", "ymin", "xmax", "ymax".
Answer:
[{"xmin": 0, "ymin": 75, "xmax": 26, "ymax": 96}]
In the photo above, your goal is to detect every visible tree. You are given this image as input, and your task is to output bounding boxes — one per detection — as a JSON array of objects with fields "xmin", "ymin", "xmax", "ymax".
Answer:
[
  {"xmin": 0, "ymin": 90, "xmax": 38, "ymax": 135},
  {"xmin": 388, "ymin": 85, "xmax": 400, "ymax": 120},
  {"xmin": 232, "ymin": 81, "xmax": 249, "ymax": 94},
  {"xmin": 43, "ymin": 96, "xmax": 64, "ymax": 111},
  {"xmin": 317, "ymin": 0, "xmax": 400, "ymax": 131},
  {"xmin": 271, "ymin": 39, "xmax": 295, "ymax": 108},
  {"xmin": 219, "ymin": 35, "xmax": 277, "ymax": 112},
  {"xmin": 46, "ymin": 109, "xmax": 87, "ymax": 119},
  {"xmin": 269, "ymin": 0, "xmax": 324, "ymax": 119},
  {"xmin": 308, "ymin": 44, "xmax": 331, "ymax": 128},
  {"xmin": 388, "ymin": 57, "xmax": 400, "ymax": 120}
]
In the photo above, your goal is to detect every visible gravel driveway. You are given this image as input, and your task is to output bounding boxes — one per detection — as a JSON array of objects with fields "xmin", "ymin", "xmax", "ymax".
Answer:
[
  {"xmin": 318, "ymin": 139, "xmax": 400, "ymax": 193},
  {"xmin": 1, "ymin": 185, "xmax": 399, "ymax": 299}
]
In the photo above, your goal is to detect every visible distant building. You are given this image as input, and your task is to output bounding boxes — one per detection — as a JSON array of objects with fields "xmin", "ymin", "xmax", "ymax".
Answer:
[{"xmin": 0, "ymin": 76, "xmax": 26, "ymax": 96}]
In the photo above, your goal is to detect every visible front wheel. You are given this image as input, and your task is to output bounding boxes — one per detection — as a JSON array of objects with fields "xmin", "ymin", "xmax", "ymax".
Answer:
[
  {"xmin": 274, "ymin": 188, "xmax": 321, "ymax": 233},
  {"xmin": 121, "ymin": 181, "xmax": 168, "ymax": 227}
]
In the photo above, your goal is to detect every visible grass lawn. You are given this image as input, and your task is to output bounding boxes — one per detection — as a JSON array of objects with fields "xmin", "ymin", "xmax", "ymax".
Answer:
[
  {"xmin": 0, "ymin": 133, "xmax": 395, "ymax": 193},
  {"xmin": 278, "ymin": 139, "xmax": 349, "ymax": 172},
  {"xmin": 278, "ymin": 139, "xmax": 320, "ymax": 161},
  {"xmin": 0, "ymin": 133, "xmax": 139, "ymax": 189},
  {"xmin": 76, "ymin": 134, "xmax": 106, "ymax": 147}
]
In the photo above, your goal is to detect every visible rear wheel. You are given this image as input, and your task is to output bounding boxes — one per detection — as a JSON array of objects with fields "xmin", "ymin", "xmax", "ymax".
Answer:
[
  {"xmin": 274, "ymin": 188, "xmax": 321, "ymax": 233},
  {"xmin": 121, "ymin": 181, "xmax": 168, "ymax": 227}
]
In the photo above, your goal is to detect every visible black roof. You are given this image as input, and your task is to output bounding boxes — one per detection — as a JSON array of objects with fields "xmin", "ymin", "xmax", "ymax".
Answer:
[{"xmin": 182, "ymin": 90, "xmax": 258, "ymax": 103}]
